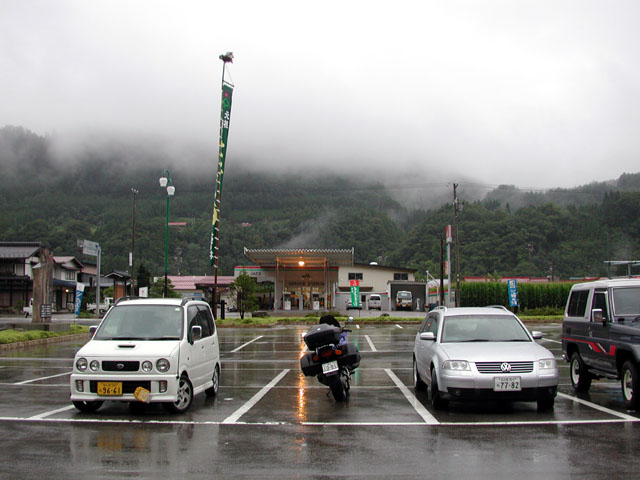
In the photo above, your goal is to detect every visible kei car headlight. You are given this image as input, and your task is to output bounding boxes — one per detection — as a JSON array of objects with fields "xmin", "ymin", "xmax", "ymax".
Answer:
[
  {"xmin": 76, "ymin": 358, "xmax": 88, "ymax": 372},
  {"xmin": 156, "ymin": 358, "xmax": 170, "ymax": 373},
  {"xmin": 442, "ymin": 360, "xmax": 470, "ymax": 371},
  {"xmin": 538, "ymin": 358, "xmax": 557, "ymax": 370},
  {"xmin": 89, "ymin": 360, "xmax": 100, "ymax": 371},
  {"xmin": 141, "ymin": 361, "xmax": 153, "ymax": 372}
]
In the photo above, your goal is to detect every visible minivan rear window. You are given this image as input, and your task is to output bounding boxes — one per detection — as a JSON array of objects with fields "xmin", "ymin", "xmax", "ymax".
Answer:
[{"xmin": 567, "ymin": 290, "xmax": 589, "ymax": 317}]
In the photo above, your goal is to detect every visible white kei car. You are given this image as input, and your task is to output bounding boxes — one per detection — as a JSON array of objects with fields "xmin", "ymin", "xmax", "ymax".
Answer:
[
  {"xmin": 413, "ymin": 306, "xmax": 559, "ymax": 410},
  {"xmin": 70, "ymin": 298, "xmax": 220, "ymax": 414}
]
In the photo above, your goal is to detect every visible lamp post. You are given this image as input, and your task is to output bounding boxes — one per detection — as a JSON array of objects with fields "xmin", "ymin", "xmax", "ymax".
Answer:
[
  {"xmin": 159, "ymin": 170, "xmax": 175, "ymax": 298},
  {"xmin": 130, "ymin": 188, "xmax": 138, "ymax": 296}
]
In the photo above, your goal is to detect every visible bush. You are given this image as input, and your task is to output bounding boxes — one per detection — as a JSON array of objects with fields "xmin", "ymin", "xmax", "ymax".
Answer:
[{"xmin": 460, "ymin": 282, "xmax": 575, "ymax": 310}]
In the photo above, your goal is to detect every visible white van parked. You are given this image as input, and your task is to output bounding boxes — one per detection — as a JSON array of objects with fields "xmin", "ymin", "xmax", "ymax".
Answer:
[
  {"xmin": 70, "ymin": 298, "xmax": 220, "ymax": 414},
  {"xmin": 368, "ymin": 294, "xmax": 382, "ymax": 310}
]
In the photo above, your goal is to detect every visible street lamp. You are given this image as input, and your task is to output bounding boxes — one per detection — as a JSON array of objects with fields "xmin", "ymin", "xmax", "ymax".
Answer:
[
  {"xmin": 159, "ymin": 170, "xmax": 175, "ymax": 298},
  {"xmin": 130, "ymin": 188, "xmax": 138, "ymax": 296}
]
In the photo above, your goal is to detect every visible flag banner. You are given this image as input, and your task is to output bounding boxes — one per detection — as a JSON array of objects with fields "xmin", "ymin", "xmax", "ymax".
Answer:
[
  {"xmin": 74, "ymin": 282, "xmax": 85, "ymax": 317},
  {"xmin": 210, "ymin": 82, "xmax": 234, "ymax": 265}
]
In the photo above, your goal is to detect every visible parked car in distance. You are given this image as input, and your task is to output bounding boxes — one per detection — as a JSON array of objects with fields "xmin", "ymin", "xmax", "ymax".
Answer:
[
  {"xmin": 87, "ymin": 296, "xmax": 114, "ymax": 314},
  {"xmin": 70, "ymin": 297, "xmax": 220, "ymax": 414},
  {"xmin": 368, "ymin": 294, "xmax": 382, "ymax": 310},
  {"xmin": 413, "ymin": 306, "xmax": 558, "ymax": 411},
  {"xmin": 346, "ymin": 299, "xmax": 361, "ymax": 310},
  {"xmin": 396, "ymin": 290, "xmax": 413, "ymax": 310},
  {"xmin": 562, "ymin": 278, "xmax": 640, "ymax": 409}
]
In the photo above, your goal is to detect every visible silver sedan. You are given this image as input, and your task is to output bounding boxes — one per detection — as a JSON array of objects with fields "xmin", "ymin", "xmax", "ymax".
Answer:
[{"xmin": 413, "ymin": 306, "xmax": 559, "ymax": 410}]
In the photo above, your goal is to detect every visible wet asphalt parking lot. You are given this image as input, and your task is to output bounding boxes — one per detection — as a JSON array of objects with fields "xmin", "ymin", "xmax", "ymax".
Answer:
[{"xmin": 1, "ymin": 321, "xmax": 639, "ymax": 479}]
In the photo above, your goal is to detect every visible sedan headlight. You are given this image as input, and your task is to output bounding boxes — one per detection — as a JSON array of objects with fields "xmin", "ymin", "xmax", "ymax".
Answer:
[
  {"xmin": 538, "ymin": 358, "xmax": 557, "ymax": 370},
  {"xmin": 76, "ymin": 357, "xmax": 88, "ymax": 372},
  {"xmin": 141, "ymin": 361, "xmax": 153, "ymax": 372},
  {"xmin": 442, "ymin": 360, "xmax": 470, "ymax": 371},
  {"xmin": 156, "ymin": 358, "xmax": 170, "ymax": 373}
]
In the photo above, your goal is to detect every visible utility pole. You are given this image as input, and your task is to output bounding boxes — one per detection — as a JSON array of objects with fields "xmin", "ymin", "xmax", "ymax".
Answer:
[{"xmin": 453, "ymin": 183, "xmax": 461, "ymax": 307}]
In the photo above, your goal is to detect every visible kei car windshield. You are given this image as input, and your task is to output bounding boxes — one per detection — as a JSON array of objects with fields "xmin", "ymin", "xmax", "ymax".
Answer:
[
  {"xmin": 612, "ymin": 287, "xmax": 640, "ymax": 316},
  {"xmin": 441, "ymin": 314, "xmax": 531, "ymax": 343},
  {"xmin": 93, "ymin": 305, "xmax": 183, "ymax": 340}
]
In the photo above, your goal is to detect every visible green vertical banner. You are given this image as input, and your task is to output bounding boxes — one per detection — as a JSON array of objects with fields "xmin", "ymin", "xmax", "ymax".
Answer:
[
  {"xmin": 350, "ymin": 279, "xmax": 361, "ymax": 307},
  {"xmin": 210, "ymin": 82, "xmax": 234, "ymax": 266}
]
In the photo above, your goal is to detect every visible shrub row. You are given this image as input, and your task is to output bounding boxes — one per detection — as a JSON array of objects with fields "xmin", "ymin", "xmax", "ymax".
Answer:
[{"xmin": 459, "ymin": 282, "xmax": 574, "ymax": 311}]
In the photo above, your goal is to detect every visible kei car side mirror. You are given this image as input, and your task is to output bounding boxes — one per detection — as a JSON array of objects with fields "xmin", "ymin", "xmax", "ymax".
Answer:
[
  {"xmin": 420, "ymin": 332, "xmax": 436, "ymax": 341},
  {"xmin": 190, "ymin": 325, "xmax": 202, "ymax": 343},
  {"xmin": 89, "ymin": 326, "xmax": 97, "ymax": 338},
  {"xmin": 531, "ymin": 331, "xmax": 543, "ymax": 340}
]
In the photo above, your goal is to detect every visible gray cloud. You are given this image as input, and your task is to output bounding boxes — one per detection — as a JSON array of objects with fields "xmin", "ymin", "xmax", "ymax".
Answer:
[{"xmin": 2, "ymin": 0, "xmax": 640, "ymax": 189}]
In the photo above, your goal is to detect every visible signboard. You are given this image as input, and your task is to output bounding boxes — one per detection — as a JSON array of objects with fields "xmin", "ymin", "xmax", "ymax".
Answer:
[
  {"xmin": 446, "ymin": 225, "xmax": 453, "ymax": 244},
  {"xmin": 40, "ymin": 304, "xmax": 52, "ymax": 319},
  {"xmin": 81, "ymin": 240, "xmax": 99, "ymax": 257},
  {"xmin": 349, "ymin": 279, "xmax": 361, "ymax": 308},
  {"xmin": 138, "ymin": 287, "xmax": 148, "ymax": 298},
  {"xmin": 507, "ymin": 279, "xmax": 519, "ymax": 307}
]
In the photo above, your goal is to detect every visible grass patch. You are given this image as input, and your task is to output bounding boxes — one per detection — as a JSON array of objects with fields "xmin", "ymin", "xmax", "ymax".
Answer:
[{"xmin": 0, "ymin": 324, "xmax": 89, "ymax": 344}]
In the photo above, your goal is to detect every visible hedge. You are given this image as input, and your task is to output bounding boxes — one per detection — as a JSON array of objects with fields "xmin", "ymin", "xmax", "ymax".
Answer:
[{"xmin": 459, "ymin": 282, "xmax": 574, "ymax": 311}]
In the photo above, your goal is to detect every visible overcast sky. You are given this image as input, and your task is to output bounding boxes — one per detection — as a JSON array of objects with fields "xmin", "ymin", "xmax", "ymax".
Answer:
[{"xmin": 2, "ymin": 0, "xmax": 640, "ymax": 189}]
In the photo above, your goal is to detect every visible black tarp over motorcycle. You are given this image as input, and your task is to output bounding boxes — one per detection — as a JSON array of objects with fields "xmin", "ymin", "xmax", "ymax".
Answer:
[{"xmin": 300, "ymin": 315, "xmax": 360, "ymax": 401}]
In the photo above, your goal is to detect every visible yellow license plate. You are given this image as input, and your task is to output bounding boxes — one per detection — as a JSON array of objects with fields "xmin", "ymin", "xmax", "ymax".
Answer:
[{"xmin": 97, "ymin": 381, "xmax": 123, "ymax": 396}]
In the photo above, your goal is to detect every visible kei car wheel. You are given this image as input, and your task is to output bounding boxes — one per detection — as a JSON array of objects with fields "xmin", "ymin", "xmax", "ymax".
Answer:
[
  {"xmin": 413, "ymin": 358, "xmax": 427, "ymax": 391},
  {"xmin": 569, "ymin": 352, "xmax": 592, "ymax": 392},
  {"xmin": 621, "ymin": 360, "xmax": 640, "ymax": 410},
  {"xmin": 72, "ymin": 400, "xmax": 103, "ymax": 413},
  {"xmin": 430, "ymin": 369, "xmax": 448, "ymax": 410},
  {"xmin": 164, "ymin": 375, "xmax": 194, "ymax": 413},
  {"xmin": 205, "ymin": 364, "xmax": 220, "ymax": 397}
]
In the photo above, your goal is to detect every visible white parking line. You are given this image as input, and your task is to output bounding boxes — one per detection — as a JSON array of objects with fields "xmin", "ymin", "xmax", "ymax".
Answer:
[
  {"xmin": 356, "ymin": 325, "xmax": 360, "ymax": 329},
  {"xmin": 230, "ymin": 335, "xmax": 264, "ymax": 353},
  {"xmin": 29, "ymin": 405, "xmax": 75, "ymax": 420},
  {"xmin": 222, "ymin": 369, "xmax": 290, "ymax": 424},
  {"xmin": 15, "ymin": 371, "xmax": 72, "ymax": 385},
  {"xmin": 364, "ymin": 335, "xmax": 377, "ymax": 352},
  {"xmin": 385, "ymin": 369, "xmax": 439, "ymax": 425},
  {"xmin": 395, "ymin": 324, "xmax": 404, "ymax": 329},
  {"xmin": 557, "ymin": 392, "xmax": 638, "ymax": 421}
]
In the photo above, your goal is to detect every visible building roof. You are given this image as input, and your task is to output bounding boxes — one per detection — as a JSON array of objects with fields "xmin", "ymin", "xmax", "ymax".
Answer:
[
  {"xmin": 53, "ymin": 256, "xmax": 84, "ymax": 270},
  {"xmin": 168, "ymin": 275, "xmax": 235, "ymax": 290},
  {"xmin": 0, "ymin": 242, "xmax": 45, "ymax": 260},
  {"xmin": 243, "ymin": 248, "xmax": 354, "ymax": 268}
]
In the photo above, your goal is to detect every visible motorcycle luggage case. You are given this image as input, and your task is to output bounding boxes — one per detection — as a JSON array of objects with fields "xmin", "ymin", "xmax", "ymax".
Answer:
[
  {"xmin": 337, "ymin": 343, "xmax": 360, "ymax": 369},
  {"xmin": 300, "ymin": 352, "xmax": 323, "ymax": 376},
  {"xmin": 304, "ymin": 324, "xmax": 341, "ymax": 349}
]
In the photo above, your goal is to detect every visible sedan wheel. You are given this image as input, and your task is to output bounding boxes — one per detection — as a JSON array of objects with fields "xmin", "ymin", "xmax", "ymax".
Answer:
[
  {"xmin": 430, "ymin": 369, "xmax": 448, "ymax": 410},
  {"xmin": 413, "ymin": 358, "xmax": 427, "ymax": 391},
  {"xmin": 164, "ymin": 376, "xmax": 194, "ymax": 413}
]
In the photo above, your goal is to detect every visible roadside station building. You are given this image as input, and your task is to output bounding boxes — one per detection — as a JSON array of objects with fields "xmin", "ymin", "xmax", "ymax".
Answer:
[{"xmin": 237, "ymin": 248, "xmax": 423, "ymax": 312}]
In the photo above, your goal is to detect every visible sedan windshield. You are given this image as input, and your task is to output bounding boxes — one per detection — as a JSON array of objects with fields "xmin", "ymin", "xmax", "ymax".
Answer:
[
  {"xmin": 442, "ymin": 315, "xmax": 531, "ymax": 343},
  {"xmin": 94, "ymin": 305, "xmax": 183, "ymax": 340}
]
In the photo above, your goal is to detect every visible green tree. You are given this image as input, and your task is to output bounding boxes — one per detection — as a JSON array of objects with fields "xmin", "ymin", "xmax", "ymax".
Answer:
[
  {"xmin": 149, "ymin": 278, "xmax": 181, "ymax": 298},
  {"xmin": 230, "ymin": 271, "xmax": 258, "ymax": 319}
]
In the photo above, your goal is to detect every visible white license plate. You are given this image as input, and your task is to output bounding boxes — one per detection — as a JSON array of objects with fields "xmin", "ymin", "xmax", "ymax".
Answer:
[
  {"xmin": 493, "ymin": 376, "xmax": 521, "ymax": 391},
  {"xmin": 322, "ymin": 360, "xmax": 339, "ymax": 374}
]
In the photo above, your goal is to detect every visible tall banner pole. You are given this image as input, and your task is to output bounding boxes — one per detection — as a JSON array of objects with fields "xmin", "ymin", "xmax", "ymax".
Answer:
[{"xmin": 210, "ymin": 52, "xmax": 234, "ymax": 318}]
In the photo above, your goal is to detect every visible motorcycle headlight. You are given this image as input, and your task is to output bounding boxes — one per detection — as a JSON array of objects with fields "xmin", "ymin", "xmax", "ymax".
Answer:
[
  {"xmin": 442, "ymin": 360, "xmax": 470, "ymax": 371},
  {"xmin": 538, "ymin": 358, "xmax": 557, "ymax": 370},
  {"xmin": 76, "ymin": 357, "xmax": 88, "ymax": 372}
]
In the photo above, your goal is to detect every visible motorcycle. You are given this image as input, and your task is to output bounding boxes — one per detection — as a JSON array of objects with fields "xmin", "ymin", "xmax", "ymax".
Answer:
[{"xmin": 300, "ymin": 318, "xmax": 360, "ymax": 401}]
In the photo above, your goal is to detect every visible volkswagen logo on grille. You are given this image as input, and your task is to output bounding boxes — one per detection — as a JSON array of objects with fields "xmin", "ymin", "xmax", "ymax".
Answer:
[
  {"xmin": 116, "ymin": 363, "xmax": 125, "ymax": 370},
  {"xmin": 500, "ymin": 362, "xmax": 512, "ymax": 373}
]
